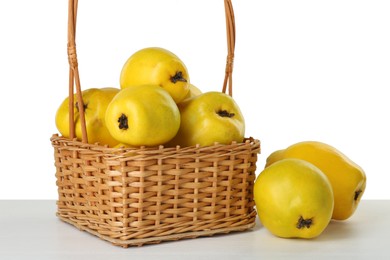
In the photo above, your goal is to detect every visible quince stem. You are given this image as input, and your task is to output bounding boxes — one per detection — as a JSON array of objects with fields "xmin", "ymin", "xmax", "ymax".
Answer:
[
  {"xmin": 217, "ymin": 110, "xmax": 235, "ymax": 118},
  {"xmin": 118, "ymin": 114, "xmax": 129, "ymax": 130},
  {"xmin": 296, "ymin": 216, "xmax": 313, "ymax": 229},
  {"xmin": 354, "ymin": 190, "xmax": 362, "ymax": 201},
  {"xmin": 75, "ymin": 101, "xmax": 87, "ymax": 112},
  {"xmin": 170, "ymin": 71, "xmax": 187, "ymax": 83}
]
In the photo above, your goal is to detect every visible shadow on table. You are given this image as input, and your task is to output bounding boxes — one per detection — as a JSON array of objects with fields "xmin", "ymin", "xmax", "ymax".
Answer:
[{"xmin": 315, "ymin": 220, "xmax": 358, "ymax": 241}]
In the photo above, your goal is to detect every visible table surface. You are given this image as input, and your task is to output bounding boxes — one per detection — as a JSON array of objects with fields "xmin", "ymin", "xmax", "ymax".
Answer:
[{"xmin": 0, "ymin": 200, "xmax": 389, "ymax": 260}]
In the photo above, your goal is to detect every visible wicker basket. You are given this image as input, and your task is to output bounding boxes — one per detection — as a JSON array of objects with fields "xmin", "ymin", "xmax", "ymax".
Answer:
[{"xmin": 51, "ymin": 0, "xmax": 261, "ymax": 247}]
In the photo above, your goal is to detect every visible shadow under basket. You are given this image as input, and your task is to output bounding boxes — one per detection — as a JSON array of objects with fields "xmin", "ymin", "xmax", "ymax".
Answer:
[{"xmin": 51, "ymin": 135, "xmax": 260, "ymax": 247}]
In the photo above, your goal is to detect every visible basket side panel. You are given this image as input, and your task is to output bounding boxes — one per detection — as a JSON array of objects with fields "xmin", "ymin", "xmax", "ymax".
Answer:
[
  {"xmin": 109, "ymin": 141, "xmax": 260, "ymax": 241},
  {"xmin": 52, "ymin": 136, "xmax": 260, "ymax": 244},
  {"xmin": 52, "ymin": 137, "xmax": 115, "ymax": 232}
]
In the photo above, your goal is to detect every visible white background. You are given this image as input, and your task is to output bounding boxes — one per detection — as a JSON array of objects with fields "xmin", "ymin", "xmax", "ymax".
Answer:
[{"xmin": 0, "ymin": 0, "xmax": 389, "ymax": 199}]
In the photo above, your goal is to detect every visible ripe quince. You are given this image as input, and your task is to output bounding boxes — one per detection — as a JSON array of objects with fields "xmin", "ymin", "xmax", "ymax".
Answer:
[
  {"xmin": 120, "ymin": 47, "xmax": 190, "ymax": 103},
  {"xmin": 254, "ymin": 158, "xmax": 334, "ymax": 239},
  {"xmin": 167, "ymin": 91, "xmax": 245, "ymax": 147},
  {"xmin": 55, "ymin": 87, "xmax": 120, "ymax": 147},
  {"xmin": 105, "ymin": 85, "xmax": 180, "ymax": 146},
  {"xmin": 266, "ymin": 141, "xmax": 366, "ymax": 220}
]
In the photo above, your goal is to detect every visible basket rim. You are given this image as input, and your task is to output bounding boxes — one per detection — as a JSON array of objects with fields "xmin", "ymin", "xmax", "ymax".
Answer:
[{"xmin": 51, "ymin": 133, "xmax": 260, "ymax": 156}]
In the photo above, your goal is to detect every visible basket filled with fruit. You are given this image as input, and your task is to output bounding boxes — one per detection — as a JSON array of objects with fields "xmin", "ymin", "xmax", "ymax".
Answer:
[{"xmin": 51, "ymin": 0, "xmax": 260, "ymax": 247}]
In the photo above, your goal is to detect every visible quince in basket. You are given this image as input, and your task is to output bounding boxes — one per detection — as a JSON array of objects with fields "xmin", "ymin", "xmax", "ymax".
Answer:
[
  {"xmin": 55, "ymin": 87, "xmax": 120, "ymax": 147},
  {"xmin": 120, "ymin": 47, "xmax": 190, "ymax": 104},
  {"xmin": 167, "ymin": 91, "xmax": 245, "ymax": 147},
  {"xmin": 181, "ymin": 83, "xmax": 202, "ymax": 101},
  {"xmin": 105, "ymin": 85, "xmax": 180, "ymax": 147}
]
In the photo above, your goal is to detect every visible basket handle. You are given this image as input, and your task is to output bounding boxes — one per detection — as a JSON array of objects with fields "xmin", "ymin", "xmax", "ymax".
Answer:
[
  {"xmin": 67, "ymin": 0, "xmax": 87, "ymax": 142},
  {"xmin": 66, "ymin": 0, "xmax": 236, "ymax": 143},
  {"xmin": 223, "ymin": 0, "xmax": 236, "ymax": 97}
]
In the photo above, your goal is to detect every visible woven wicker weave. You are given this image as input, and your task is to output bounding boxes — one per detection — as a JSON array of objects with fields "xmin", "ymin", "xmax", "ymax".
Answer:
[
  {"xmin": 51, "ymin": 136, "xmax": 260, "ymax": 246},
  {"xmin": 51, "ymin": 0, "xmax": 261, "ymax": 247}
]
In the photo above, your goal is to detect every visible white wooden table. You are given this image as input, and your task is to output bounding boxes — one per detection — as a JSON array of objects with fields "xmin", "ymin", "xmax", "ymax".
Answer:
[{"xmin": 0, "ymin": 200, "xmax": 389, "ymax": 259}]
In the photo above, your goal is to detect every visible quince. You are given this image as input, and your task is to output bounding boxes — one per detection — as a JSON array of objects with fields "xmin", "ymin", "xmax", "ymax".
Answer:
[
  {"xmin": 255, "ymin": 158, "xmax": 334, "ymax": 239},
  {"xmin": 168, "ymin": 91, "xmax": 245, "ymax": 147},
  {"xmin": 105, "ymin": 85, "xmax": 180, "ymax": 146},
  {"xmin": 120, "ymin": 47, "xmax": 190, "ymax": 103},
  {"xmin": 55, "ymin": 87, "xmax": 120, "ymax": 147},
  {"xmin": 266, "ymin": 141, "xmax": 366, "ymax": 220}
]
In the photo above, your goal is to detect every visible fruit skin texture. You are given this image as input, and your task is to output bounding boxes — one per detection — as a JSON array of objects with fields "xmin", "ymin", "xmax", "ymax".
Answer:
[
  {"xmin": 105, "ymin": 85, "xmax": 180, "ymax": 147},
  {"xmin": 265, "ymin": 149, "xmax": 284, "ymax": 167},
  {"xmin": 120, "ymin": 47, "xmax": 190, "ymax": 103},
  {"xmin": 265, "ymin": 141, "xmax": 366, "ymax": 220},
  {"xmin": 181, "ymin": 83, "xmax": 202, "ymax": 101},
  {"xmin": 55, "ymin": 87, "xmax": 120, "ymax": 147},
  {"xmin": 254, "ymin": 158, "xmax": 334, "ymax": 239},
  {"xmin": 167, "ymin": 91, "xmax": 245, "ymax": 147}
]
